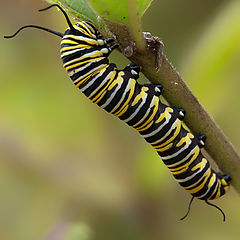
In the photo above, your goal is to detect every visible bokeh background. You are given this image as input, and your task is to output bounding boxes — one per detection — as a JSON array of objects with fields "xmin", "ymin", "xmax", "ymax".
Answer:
[{"xmin": 1, "ymin": 0, "xmax": 240, "ymax": 239}]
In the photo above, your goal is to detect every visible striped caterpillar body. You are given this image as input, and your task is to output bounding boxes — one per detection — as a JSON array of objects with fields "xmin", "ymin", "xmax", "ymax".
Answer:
[{"xmin": 5, "ymin": 4, "xmax": 231, "ymax": 221}]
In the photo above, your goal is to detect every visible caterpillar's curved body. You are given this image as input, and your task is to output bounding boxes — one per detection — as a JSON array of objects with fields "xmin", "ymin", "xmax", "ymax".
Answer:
[
  {"xmin": 5, "ymin": 4, "xmax": 231, "ymax": 220},
  {"xmin": 60, "ymin": 21, "xmax": 230, "ymax": 202}
]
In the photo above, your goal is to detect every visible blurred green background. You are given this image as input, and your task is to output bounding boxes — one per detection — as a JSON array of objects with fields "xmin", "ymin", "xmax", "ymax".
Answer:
[{"xmin": 1, "ymin": 0, "xmax": 240, "ymax": 239}]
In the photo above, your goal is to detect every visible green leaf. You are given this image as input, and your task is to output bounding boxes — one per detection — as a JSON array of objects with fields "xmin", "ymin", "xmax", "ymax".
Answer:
[
  {"xmin": 137, "ymin": 0, "xmax": 153, "ymax": 17},
  {"xmin": 48, "ymin": 0, "xmax": 152, "ymax": 26},
  {"xmin": 90, "ymin": 0, "xmax": 152, "ymax": 25},
  {"xmin": 47, "ymin": 0, "xmax": 105, "ymax": 28},
  {"xmin": 46, "ymin": 0, "xmax": 150, "ymax": 48}
]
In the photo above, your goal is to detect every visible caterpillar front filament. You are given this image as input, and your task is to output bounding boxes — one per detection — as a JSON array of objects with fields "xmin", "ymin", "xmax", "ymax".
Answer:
[{"xmin": 4, "ymin": 4, "xmax": 231, "ymax": 221}]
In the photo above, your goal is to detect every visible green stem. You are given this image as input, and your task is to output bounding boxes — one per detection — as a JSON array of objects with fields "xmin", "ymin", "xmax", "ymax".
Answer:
[{"xmin": 127, "ymin": 0, "xmax": 145, "ymax": 51}]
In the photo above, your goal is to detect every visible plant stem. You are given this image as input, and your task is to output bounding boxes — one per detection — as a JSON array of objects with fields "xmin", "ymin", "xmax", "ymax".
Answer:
[
  {"xmin": 103, "ymin": 22, "xmax": 240, "ymax": 194},
  {"xmin": 127, "ymin": 0, "xmax": 145, "ymax": 51}
]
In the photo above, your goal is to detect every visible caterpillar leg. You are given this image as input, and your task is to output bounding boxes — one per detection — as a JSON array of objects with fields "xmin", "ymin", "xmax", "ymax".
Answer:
[
  {"xmin": 222, "ymin": 174, "xmax": 231, "ymax": 183},
  {"xmin": 175, "ymin": 108, "xmax": 185, "ymax": 120},
  {"xmin": 216, "ymin": 173, "xmax": 231, "ymax": 184},
  {"xmin": 198, "ymin": 134, "xmax": 206, "ymax": 148},
  {"xmin": 101, "ymin": 43, "xmax": 119, "ymax": 56},
  {"xmin": 104, "ymin": 38, "xmax": 115, "ymax": 45},
  {"xmin": 141, "ymin": 83, "xmax": 163, "ymax": 97},
  {"xmin": 123, "ymin": 63, "xmax": 140, "ymax": 79},
  {"xmin": 123, "ymin": 64, "xmax": 163, "ymax": 96},
  {"xmin": 108, "ymin": 44, "xmax": 119, "ymax": 52}
]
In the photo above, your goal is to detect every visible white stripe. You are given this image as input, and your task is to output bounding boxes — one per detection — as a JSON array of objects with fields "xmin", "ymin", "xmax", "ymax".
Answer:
[
  {"xmin": 61, "ymin": 49, "xmax": 101, "ymax": 63},
  {"xmin": 142, "ymin": 111, "xmax": 172, "ymax": 138},
  {"xmin": 110, "ymin": 80, "xmax": 132, "ymax": 113},
  {"xmin": 197, "ymin": 174, "xmax": 217, "ymax": 199},
  {"xmin": 64, "ymin": 56, "xmax": 104, "ymax": 69},
  {"xmin": 161, "ymin": 139, "xmax": 192, "ymax": 160},
  {"xmin": 150, "ymin": 119, "xmax": 179, "ymax": 145},
  {"xmin": 67, "ymin": 58, "xmax": 104, "ymax": 78},
  {"xmin": 165, "ymin": 146, "xmax": 198, "ymax": 167},
  {"xmin": 133, "ymin": 97, "xmax": 155, "ymax": 127},
  {"xmin": 72, "ymin": 64, "xmax": 104, "ymax": 84},
  {"xmin": 100, "ymin": 78, "xmax": 124, "ymax": 109},
  {"xmin": 123, "ymin": 95, "xmax": 148, "ymax": 123},
  {"xmin": 68, "ymin": 54, "xmax": 104, "ymax": 77},
  {"xmin": 80, "ymin": 68, "xmax": 107, "ymax": 92},
  {"xmin": 88, "ymin": 71, "xmax": 114, "ymax": 98},
  {"xmin": 175, "ymin": 160, "xmax": 207, "ymax": 183},
  {"xmin": 61, "ymin": 48, "xmax": 84, "ymax": 58},
  {"xmin": 62, "ymin": 35, "xmax": 98, "ymax": 44}
]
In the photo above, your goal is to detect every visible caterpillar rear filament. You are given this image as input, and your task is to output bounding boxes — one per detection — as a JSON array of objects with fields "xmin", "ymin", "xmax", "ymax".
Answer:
[{"xmin": 4, "ymin": 4, "xmax": 231, "ymax": 221}]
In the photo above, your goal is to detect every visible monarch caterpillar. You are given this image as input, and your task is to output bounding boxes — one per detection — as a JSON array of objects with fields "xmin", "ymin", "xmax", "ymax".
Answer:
[{"xmin": 4, "ymin": 4, "xmax": 231, "ymax": 221}]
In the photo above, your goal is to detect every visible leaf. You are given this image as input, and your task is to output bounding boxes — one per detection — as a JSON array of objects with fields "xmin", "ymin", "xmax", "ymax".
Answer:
[
  {"xmin": 48, "ymin": 0, "xmax": 152, "ymax": 26},
  {"xmin": 90, "ymin": 0, "xmax": 152, "ymax": 25},
  {"xmin": 137, "ymin": 0, "xmax": 153, "ymax": 16},
  {"xmin": 47, "ymin": 0, "xmax": 149, "ymax": 48},
  {"xmin": 47, "ymin": 0, "xmax": 105, "ymax": 28}
]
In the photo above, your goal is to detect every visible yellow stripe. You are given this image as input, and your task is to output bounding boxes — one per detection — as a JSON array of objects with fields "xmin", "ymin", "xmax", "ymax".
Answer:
[
  {"xmin": 154, "ymin": 120, "xmax": 181, "ymax": 149},
  {"xmin": 156, "ymin": 142, "xmax": 173, "ymax": 152},
  {"xmin": 208, "ymin": 174, "xmax": 216, "ymax": 187},
  {"xmin": 61, "ymin": 49, "xmax": 104, "ymax": 66},
  {"xmin": 134, "ymin": 97, "xmax": 159, "ymax": 129},
  {"xmin": 63, "ymin": 53, "xmax": 103, "ymax": 68},
  {"xmin": 155, "ymin": 107, "xmax": 173, "ymax": 124},
  {"xmin": 75, "ymin": 23, "xmax": 93, "ymax": 37},
  {"xmin": 61, "ymin": 39, "xmax": 79, "ymax": 45},
  {"xmin": 93, "ymin": 71, "xmax": 117, "ymax": 104},
  {"xmin": 75, "ymin": 64, "xmax": 108, "ymax": 87},
  {"xmin": 137, "ymin": 120, "xmax": 154, "ymax": 132},
  {"xmin": 92, "ymin": 82, "xmax": 112, "ymax": 103},
  {"xmin": 213, "ymin": 182, "xmax": 222, "ymax": 199},
  {"xmin": 186, "ymin": 169, "xmax": 211, "ymax": 194},
  {"xmin": 64, "ymin": 35, "xmax": 98, "ymax": 45},
  {"xmin": 191, "ymin": 158, "xmax": 206, "ymax": 171},
  {"xmin": 115, "ymin": 105, "xmax": 128, "ymax": 116},
  {"xmin": 185, "ymin": 168, "xmax": 211, "ymax": 191},
  {"xmin": 176, "ymin": 133, "xmax": 194, "ymax": 147},
  {"xmin": 83, "ymin": 22, "xmax": 96, "ymax": 35},
  {"xmin": 114, "ymin": 80, "xmax": 136, "ymax": 117},
  {"xmin": 91, "ymin": 74, "xmax": 116, "ymax": 103},
  {"xmin": 183, "ymin": 162, "xmax": 209, "ymax": 189},
  {"xmin": 65, "ymin": 57, "xmax": 104, "ymax": 71},
  {"xmin": 169, "ymin": 148, "xmax": 200, "ymax": 174},
  {"xmin": 107, "ymin": 71, "xmax": 124, "ymax": 91},
  {"xmin": 131, "ymin": 87, "xmax": 148, "ymax": 106},
  {"xmin": 138, "ymin": 107, "xmax": 173, "ymax": 140},
  {"xmin": 208, "ymin": 181, "xmax": 219, "ymax": 199},
  {"xmin": 60, "ymin": 44, "xmax": 92, "ymax": 53},
  {"xmin": 75, "ymin": 74, "xmax": 92, "ymax": 88},
  {"xmin": 78, "ymin": 22, "xmax": 94, "ymax": 36}
]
